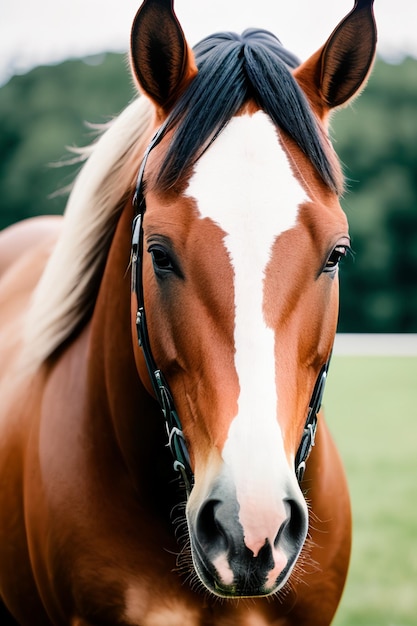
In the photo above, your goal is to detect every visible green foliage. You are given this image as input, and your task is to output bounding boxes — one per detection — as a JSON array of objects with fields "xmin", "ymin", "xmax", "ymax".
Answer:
[
  {"xmin": 0, "ymin": 54, "xmax": 416, "ymax": 332},
  {"xmin": 326, "ymin": 356, "xmax": 417, "ymax": 626},
  {"xmin": 0, "ymin": 53, "xmax": 135, "ymax": 227}
]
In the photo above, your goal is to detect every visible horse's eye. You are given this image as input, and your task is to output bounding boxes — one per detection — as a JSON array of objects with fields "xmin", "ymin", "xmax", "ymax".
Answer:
[
  {"xmin": 324, "ymin": 245, "xmax": 349, "ymax": 271},
  {"xmin": 149, "ymin": 246, "xmax": 175, "ymax": 274}
]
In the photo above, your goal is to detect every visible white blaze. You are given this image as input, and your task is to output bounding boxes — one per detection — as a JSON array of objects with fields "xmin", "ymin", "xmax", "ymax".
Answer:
[{"xmin": 186, "ymin": 112, "xmax": 307, "ymax": 553}]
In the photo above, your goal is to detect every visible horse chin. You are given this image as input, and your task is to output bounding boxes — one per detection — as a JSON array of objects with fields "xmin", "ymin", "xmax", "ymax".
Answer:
[{"xmin": 190, "ymin": 545, "xmax": 294, "ymax": 599}]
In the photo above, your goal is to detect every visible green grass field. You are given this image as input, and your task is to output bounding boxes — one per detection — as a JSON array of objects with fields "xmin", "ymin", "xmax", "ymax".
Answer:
[{"xmin": 322, "ymin": 356, "xmax": 417, "ymax": 626}]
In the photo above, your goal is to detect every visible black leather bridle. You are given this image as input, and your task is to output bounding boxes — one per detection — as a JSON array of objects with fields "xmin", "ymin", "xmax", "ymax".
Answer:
[
  {"xmin": 131, "ymin": 125, "xmax": 193, "ymax": 495},
  {"xmin": 131, "ymin": 125, "xmax": 329, "ymax": 494}
]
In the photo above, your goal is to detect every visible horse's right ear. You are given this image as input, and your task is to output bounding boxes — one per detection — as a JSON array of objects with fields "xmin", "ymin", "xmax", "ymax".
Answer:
[{"xmin": 130, "ymin": 0, "xmax": 197, "ymax": 115}]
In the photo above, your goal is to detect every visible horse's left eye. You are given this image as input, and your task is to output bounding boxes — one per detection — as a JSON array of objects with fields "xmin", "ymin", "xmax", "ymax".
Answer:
[
  {"xmin": 149, "ymin": 246, "xmax": 175, "ymax": 274},
  {"xmin": 324, "ymin": 245, "xmax": 348, "ymax": 271}
]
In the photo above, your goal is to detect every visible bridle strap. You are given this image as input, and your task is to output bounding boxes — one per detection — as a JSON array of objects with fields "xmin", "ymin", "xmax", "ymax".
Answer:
[
  {"xmin": 131, "ymin": 127, "xmax": 330, "ymax": 494},
  {"xmin": 294, "ymin": 363, "xmax": 329, "ymax": 482},
  {"xmin": 131, "ymin": 125, "xmax": 193, "ymax": 495}
]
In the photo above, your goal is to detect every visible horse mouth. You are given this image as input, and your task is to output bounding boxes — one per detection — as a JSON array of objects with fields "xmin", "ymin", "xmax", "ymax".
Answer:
[{"xmin": 189, "ymin": 535, "xmax": 293, "ymax": 599}]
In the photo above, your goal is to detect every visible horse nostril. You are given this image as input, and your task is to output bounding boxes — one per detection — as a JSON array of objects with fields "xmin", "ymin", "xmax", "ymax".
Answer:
[
  {"xmin": 196, "ymin": 499, "xmax": 228, "ymax": 553},
  {"xmin": 276, "ymin": 498, "xmax": 308, "ymax": 552}
]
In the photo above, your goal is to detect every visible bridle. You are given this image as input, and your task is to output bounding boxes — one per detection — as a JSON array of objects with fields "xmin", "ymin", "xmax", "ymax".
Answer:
[
  {"xmin": 294, "ymin": 362, "xmax": 327, "ymax": 482},
  {"xmin": 131, "ymin": 124, "xmax": 329, "ymax": 495},
  {"xmin": 131, "ymin": 124, "xmax": 193, "ymax": 495}
]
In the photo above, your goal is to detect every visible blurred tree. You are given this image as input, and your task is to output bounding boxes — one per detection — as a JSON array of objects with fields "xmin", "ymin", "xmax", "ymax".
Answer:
[
  {"xmin": 332, "ymin": 58, "xmax": 417, "ymax": 332},
  {"xmin": 0, "ymin": 53, "xmax": 135, "ymax": 228},
  {"xmin": 0, "ymin": 55, "xmax": 416, "ymax": 332}
]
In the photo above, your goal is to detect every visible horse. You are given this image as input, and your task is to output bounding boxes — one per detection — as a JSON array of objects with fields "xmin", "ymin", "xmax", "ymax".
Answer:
[{"xmin": 0, "ymin": 1, "xmax": 377, "ymax": 624}]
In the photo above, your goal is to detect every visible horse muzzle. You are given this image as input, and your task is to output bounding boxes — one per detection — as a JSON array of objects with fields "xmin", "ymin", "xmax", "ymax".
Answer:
[{"xmin": 187, "ymin": 474, "xmax": 308, "ymax": 598}]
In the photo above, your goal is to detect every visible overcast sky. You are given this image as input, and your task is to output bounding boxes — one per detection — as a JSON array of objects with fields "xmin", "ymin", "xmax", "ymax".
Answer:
[{"xmin": 1, "ymin": 0, "xmax": 416, "ymax": 85}]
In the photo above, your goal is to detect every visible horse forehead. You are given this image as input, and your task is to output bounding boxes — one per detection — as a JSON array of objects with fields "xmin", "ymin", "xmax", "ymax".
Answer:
[{"xmin": 185, "ymin": 110, "xmax": 307, "ymax": 248}]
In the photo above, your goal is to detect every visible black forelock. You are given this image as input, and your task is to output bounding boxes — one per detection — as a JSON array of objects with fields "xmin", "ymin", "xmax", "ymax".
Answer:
[{"xmin": 156, "ymin": 29, "xmax": 341, "ymax": 194}]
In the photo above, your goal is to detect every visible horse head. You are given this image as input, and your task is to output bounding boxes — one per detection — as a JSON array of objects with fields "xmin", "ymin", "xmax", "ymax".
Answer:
[{"xmin": 129, "ymin": 0, "xmax": 376, "ymax": 598}]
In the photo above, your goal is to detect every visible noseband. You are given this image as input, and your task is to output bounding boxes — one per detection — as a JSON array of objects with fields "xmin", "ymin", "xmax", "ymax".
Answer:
[{"xmin": 131, "ymin": 125, "xmax": 329, "ymax": 494}]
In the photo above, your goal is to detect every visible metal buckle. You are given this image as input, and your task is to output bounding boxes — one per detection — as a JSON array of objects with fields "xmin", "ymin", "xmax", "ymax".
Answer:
[{"xmin": 296, "ymin": 461, "xmax": 306, "ymax": 483}]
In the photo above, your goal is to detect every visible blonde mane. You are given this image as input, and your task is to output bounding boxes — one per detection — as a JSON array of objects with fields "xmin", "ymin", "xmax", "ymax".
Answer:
[{"xmin": 23, "ymin": 96, "xmax": 153, "ymax": 370}]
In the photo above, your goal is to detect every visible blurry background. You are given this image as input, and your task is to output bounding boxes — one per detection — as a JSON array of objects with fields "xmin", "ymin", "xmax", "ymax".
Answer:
[
  {"xmin": 1, "ymin": 0, "xmax": 416, "ymax": 333},
  {"xmin": 0, "ymin": 2, "xmax": 416, "ymax": 626}
]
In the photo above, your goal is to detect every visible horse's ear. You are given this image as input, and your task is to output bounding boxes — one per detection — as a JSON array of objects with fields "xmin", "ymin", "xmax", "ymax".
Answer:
[
  {"xmin": 294, "ymin": 0, "xmax": 377, "ymax": 117},
  {"xmin": 130, "ymin": 0, "xmax": 197, "ymax": 114}
]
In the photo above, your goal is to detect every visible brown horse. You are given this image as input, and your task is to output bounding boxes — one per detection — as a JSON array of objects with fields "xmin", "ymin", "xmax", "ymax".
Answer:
[{"xmin": 0, "ymin": 1, "xmax": 377, "ymax": 624}]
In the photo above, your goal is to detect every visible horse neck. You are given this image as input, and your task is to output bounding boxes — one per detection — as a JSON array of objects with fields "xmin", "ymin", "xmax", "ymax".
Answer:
[{"xmin": 86, "ymin": 202, "xmax": 174, "ymax": 504}]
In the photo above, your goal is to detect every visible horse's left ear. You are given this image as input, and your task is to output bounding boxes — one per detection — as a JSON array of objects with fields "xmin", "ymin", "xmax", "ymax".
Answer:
[
  {"xmin": 294, "ymin": 0, "xmax": 377, "ymax": 117},
  {"xmin": 130, "ymin": 0, "xmax": 197, "ymax": 114}
]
